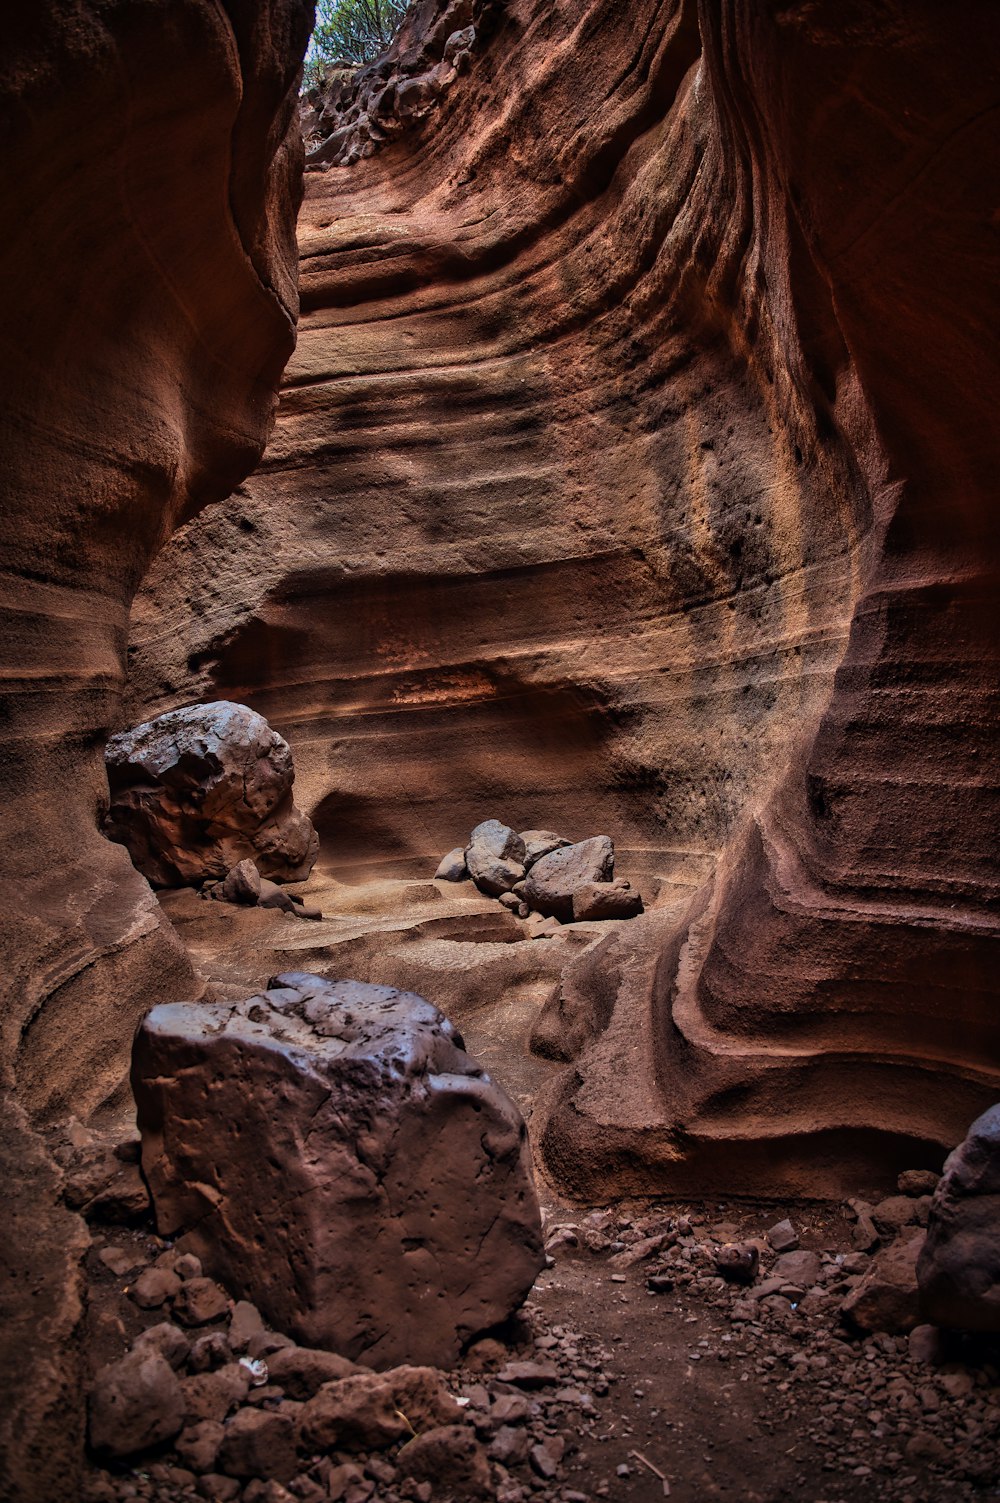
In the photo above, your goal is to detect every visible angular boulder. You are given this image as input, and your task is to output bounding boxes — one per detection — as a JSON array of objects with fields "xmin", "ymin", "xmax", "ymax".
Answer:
[
  {"xmin": 133, "ymin": 973, "xmax": 544, "ymax": 1368},
  {"xmin": 519, "ymin": 830, "xmax": 571, "ymax": 867},
  {"xmin": 571, "ymin": 879, "xmax": 643, "ymax": 922},
  {"xmin": 298, "ymin": 1365, "xmax": 460, "ymax": 1451},
  {"xmin": 523, "ymin": 836, "xmax": 614, "ymax": 921},
  {"xmin": 918, "ymin": 1104, "xmax": 1000, "ymax": 1332},
  {"xmin": 435, "ymin": 846, "xmax": 469, "ymax": 882},
  {"xmin": 104, "ymin": 700, "xmax": 318, "ymax": 887},
  {"xmin": 841, "ymin": 1232, "xmax": 924, "ymax": 1333},
  {"xmin": 88, "ymin": 1347, "xmax": 185, "ymax": 1458},
  {"xmin": 465, "ymin": 844, "xmax": 525, "ymax": 897},
  {"xmin": 469, "ymin": 819, "xmax": 526, "ymax": 865}
]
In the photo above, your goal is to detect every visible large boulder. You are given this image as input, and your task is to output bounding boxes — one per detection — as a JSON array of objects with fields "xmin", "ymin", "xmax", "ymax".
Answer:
[
  {"xmin": 104, "ymin": 701, "xmax": 318, "ymax": 886},
  {"xmin": 132, "ymin": 973, "xmax": 544, "ymax": 1369},
  {"xmin": 841, "ymin": 1233, "xmax": 925, "ymax": 1334},
  {"xmin": 523, "ymin": 836, "xmax": 614, "ymax": 921},
  {"xmin": 918, "ymin": 1104, "xmax": 1000, "ymax": 1332},
  {"xmin": 88, "ymin": 1347, "xmax": 185, "ymax": 1458}
]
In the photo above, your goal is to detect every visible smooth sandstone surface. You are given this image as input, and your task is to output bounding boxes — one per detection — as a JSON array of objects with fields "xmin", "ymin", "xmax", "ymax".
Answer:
[
  {"xmin": 0, "ymin": 2, "xmax": 311, "ymax": 1495},
  {"xmin": 133, "ymin": 973, "xmax": 545, "ymax": 1367},
  {"xmin": 128, "ymin": 0, "xmax": 1000, "ymax": 1201}
]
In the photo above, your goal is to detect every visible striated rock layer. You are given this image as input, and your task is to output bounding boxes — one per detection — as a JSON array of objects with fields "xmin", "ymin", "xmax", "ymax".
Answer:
[
  {"xmin": 131, "ymin": 0, "xmax": 1000, "ymax": 1198},
  {"xmin": 0, "ymin": 3, "xmax": 311, "ymax": 1495}
]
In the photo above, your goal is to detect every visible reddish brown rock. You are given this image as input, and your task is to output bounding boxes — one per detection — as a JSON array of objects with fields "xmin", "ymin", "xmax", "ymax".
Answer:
[
  {"xmin": 0, "ymin": 0, "xmax": 310, "ymax": 1494},
  {"xmin": 571, "ymin": 880, "xmax": 643, "ymax": 923},
  {"xmin": 297, "ymin": 1366, "xmax": 461, "ymax": 1451},
  {"xmin": 133, "ymin": 973, "xmax": 544, "ymax": 1367},
  {"xmin": 396, "ymin": 1425, "xmax": 490, "ymax": 1496},
  {"xmin": 918, "ymin": 1104, "xmax": 1000, "ymax": 1333},
  {"xmin": 88, "ymin": 1348, "xmax": 185, "ymax": 1458},
  {"xmin": 265, "ymin": 1346, "xmax": 361, "ymax": 1400},
  {"xmin": 105, "ymin": 702, "xmax": 318, "ymax": 887},
  {"xmin": 841, "ymin": 1233, "xmax": 925, "ymax": 1334},
  {"xmin": 215, "ymin": 1409, "xmax": 297, "ymax": 1483}
]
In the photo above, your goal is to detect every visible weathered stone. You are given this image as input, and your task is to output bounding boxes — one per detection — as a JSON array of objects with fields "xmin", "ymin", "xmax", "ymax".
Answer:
[
  {"xmin": 918, "ymin": 1103, "xmax": 1000, "ymax": 1332},
  {"xmin": 714, "ymin": 1243, "xmax": 759, "ymax": 1285},
  {"xmin": 180, "ymin": 1365, "xmax": 250, "ymax": 1423},
  {"xmin": 175, "ymin": 1419, "xmax": 225, "ymax": 1474},
  {"xmin": 495, "ymin": 1359, "xmax": 559, "ymax": 1388},
  {"xmin": 265, "ymin": 1345, "xmax": 360, "ymax": 1399},
  {"xmin": 772, "ymin": 1250, "xmax": 822, "ymax": 1287},
  {"xmin": 571, "ymin": 879, "xmax": 643, "ymax": 922},
  {"xmin": 173, "ymin": 1277, "xmax": 230, "ymax": 1327},
  {"xmin": 221, "ymin": 859, "xmax": 261, "ymax": 906},
  {"xmin": 298, "ymin": 1366, "xmax": 460, "ymax": 1451},
  {"xmin": 899, "ymin": 1169, "xmax": 941, "ymax": 1197},
  {"xmin": 435, "ymin": 847, "xmax": 469, "ymax": 882},
  {"xmin": 216, "ymin": 1408, "xmax": 297, "ymax": 1482},
  {"xmin": 842, "ymin": 1232, "xmax": 924, "ymax": 1333},
  {"xmin": 465, "ymin": 844, "xmax": 525, "ymax": 897},
  {"xmin": 519, "ymin": 831, "xmax": 571, "ymax": 868},
  {"xmin": 88, "ymin": 1348, "xmax": 184, "ymax": 1458},
  {"xmin": 104, "ymin": 701, "xmax": 318, "ymax": 887},
  {"xmin": 130, "ymin": 1265, "xmax": 180, "ymax": 1309},
  {"xmin": 397, "ymin": 1425, "xmax": 490, "ymax": 1497},
  {"xmin": 872, "ymin": 1195, "xmax": 919, "ymax": 1234},
  {"xmin": 228, "ymin": 1301, "xmax": 265, "ymax": 1352},
  {"xmin": 134, "ymin": 973, "xmax": 544, "ymax": 1367},
  {"xmin": 188, "ymin": 1332, "xmax": 233, "ymax": 1373},
  {"xmin": 133, "ymin": 1322, "xmax": 191, "ymax": 1371},
  {"xmin": 469, "ymin": 820, "xmax": 526, "ymax": 864},
  {"xmin": 766, "ymin": 1219, "xmax": 799, "ymax": 1253},
  {"xmin": 522, "ymin": 837, "xmax": 614, "ymax": 921}
]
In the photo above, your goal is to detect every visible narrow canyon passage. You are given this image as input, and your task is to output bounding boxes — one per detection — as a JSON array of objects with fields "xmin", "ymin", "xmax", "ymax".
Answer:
[{"xmin": 2, "ymin": 0, "xmax": 1000, "ymax": 1500}]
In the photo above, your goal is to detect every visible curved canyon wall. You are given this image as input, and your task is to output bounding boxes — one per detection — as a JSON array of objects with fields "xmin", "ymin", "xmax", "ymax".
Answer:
[
  {"xmin": 0, "ymin": 3, "xmax": 311, "ymax": 1494},
  {"xmin": 132, "ymin": 0, "xmax": 1000, "ymax": 1201}
]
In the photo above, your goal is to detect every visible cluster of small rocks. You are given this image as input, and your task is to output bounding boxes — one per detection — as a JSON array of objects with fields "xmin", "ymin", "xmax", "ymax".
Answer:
[
  {"xmin": 435, "ymin": 819, "xmax": 643, "ymax": 932},
  {"xmin": 301, "ymin": 0, "xmax": 495, "ymax": 170},
  {"xmin": 199, "ymin": 858, "xmax": 321, "ymax": 921},
  {"xmin": 540, "ymin": 1165, "xmax": 1000, "ymax": 1500},
  {"xmin": 81, "ymin": 1227, "xmax": 612, "ymax": 1503}
]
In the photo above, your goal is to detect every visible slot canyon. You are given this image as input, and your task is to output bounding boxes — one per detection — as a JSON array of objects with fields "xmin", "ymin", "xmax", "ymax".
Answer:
[{"xmin": 1, "ymin": 2, "xmax": 998, "ymax": 1502}]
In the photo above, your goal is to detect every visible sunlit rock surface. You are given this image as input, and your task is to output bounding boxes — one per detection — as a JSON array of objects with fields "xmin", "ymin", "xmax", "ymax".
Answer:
[{"xmin": 131, "ymin": 0, "xmax": 1000, "ymax": 1201}]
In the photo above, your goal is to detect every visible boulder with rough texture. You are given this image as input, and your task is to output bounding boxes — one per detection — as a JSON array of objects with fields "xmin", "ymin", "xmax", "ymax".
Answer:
[
  {"xmin": 469, "ymin": 820, "xmax": 526, "ymax": 865},
  {"xmin": 520, "ymin": 832, "xmax": 571, "ymax": 868},
  {"xmin": 841, "ymin": 1233, "xmax": 925, "ymax": 1334},
  {"xmin": 918, "ymin": 1105, "xmax": 1000, "ymax": 1332},
  {"xmin": 216, "ymin": 1408, "xmax": 297, "ymax": 1483},
  {"xmin": 571, "ymin": 879, "xmax": 643, "ymax": 922},
  {"xmin": 297, "ymin": 1366, "xmax": 461, "ymax": 1451},
  {"xmin": 435, "ymin": 847, "xmax": 469, "ymax": 882},
  {"xmin": 524, "ymin": 838, "xmax": 615, "ymax": 922},
  {"xmin": 88, "ymin": 1348, "xmax": 185, "ymax": 1458},
  {"xmin": 397, "ymin": 1425, "xmax": 491, "ymax": 1496},
  {"xmin": 105, "ymin": 701, "xmax": 318, "ymax": 887},
  {"xmin": 133, "ymin": 973, "xmax": 544, "ymax": 1368},
  {"xmin": 221, "ymin": 859, "xmax": 262, "ymax": 906},
  {"xmin": 466, "ymin": 844, "xmax": 525, "ymax": 897}
]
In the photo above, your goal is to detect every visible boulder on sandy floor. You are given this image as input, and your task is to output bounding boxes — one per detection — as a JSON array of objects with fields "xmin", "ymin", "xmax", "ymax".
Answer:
[
  {"xmin": 298, "ymin": 1366, "xmax": 460, "ymax": 1451},
  {"xmin": 88, "ymin": 1347, "xmax": 185, "ymax": 1458},
  {"xmin": 104, "ymin": 700, "xmax": 318, "ymax": 887},
  {"xmin": 435, "ymin": 846, "xmax": 469, "ymax": 881},
  {"xmin": 523, "ymin": 836, "xmax": 614, "ymax": 921},
  {"xmin": 571, "ymin": 878, "xmax": 643, "ymax": 921},
  {"xmin": 468, "ymin": 819, "xmax": 526, "ymax": 865},
  {"xmin": 841, "ymin": 1232, "xmax": 924, "ymax": 1333},
  {"xmin": 133, "ymin": 973, "xmax": 544, "ymax": 1368},
  {"xmin": 918, "ymin": 1103, "xmax": 1000, "ymax": 1332},
  {"xmin": 465, "ymin": 843, "xmax": 525, "ymax": 897}
]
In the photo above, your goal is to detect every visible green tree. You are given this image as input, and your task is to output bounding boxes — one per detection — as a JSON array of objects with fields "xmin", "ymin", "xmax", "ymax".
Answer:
[{"xmin": 304, "ymin": 0, "xmax": 409, "ymax": 84}]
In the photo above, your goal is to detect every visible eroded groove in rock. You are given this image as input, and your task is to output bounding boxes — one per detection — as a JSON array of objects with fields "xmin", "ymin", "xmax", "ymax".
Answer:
[
  {"xmin": 130, "ymin": 0, "xmax": 1000, "ymax": 1197},
  {"xmin": 0, "ymin": 3, "xmax": 312, "ymax": 1494}
]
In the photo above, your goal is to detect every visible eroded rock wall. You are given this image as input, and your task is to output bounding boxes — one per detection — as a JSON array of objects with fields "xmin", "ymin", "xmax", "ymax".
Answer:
[
  {"xmin": 130, "ymin": 0, "xmax": 1000, "ymax": 1196},
  {"xmin": 0, "ymin": 3, "xmax": 311, "ymax": 1494}
]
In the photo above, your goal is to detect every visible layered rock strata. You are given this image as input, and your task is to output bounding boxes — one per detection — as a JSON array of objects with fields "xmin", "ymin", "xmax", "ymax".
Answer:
[
  {"xmin": 130, "ymin": 0, "xmax": 1000, "ymax": 1197},
  {"xmin": 134, "ymin": 973, "xmax": 544, "ymax": 1367},
  {"xmin": 0, "ymin": 3, "xmax": 311, "ymax": 1495}
]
